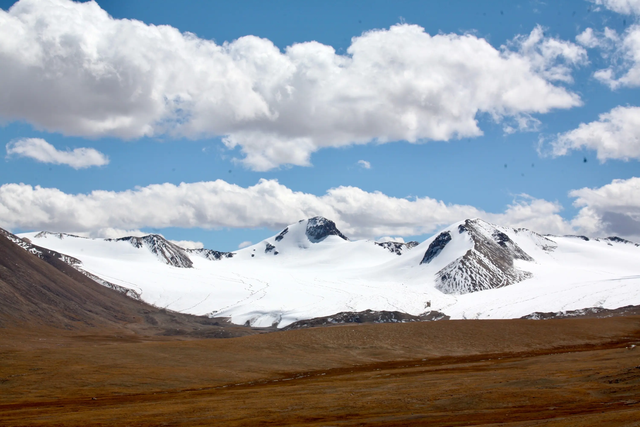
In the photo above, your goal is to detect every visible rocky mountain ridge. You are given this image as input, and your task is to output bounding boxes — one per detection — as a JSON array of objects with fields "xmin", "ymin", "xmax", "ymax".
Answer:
[
  {"xmin": 110, "ymin": 235, "xmax": 194, "ymax": 268},
  {"xmin": 16, "ymin": 217, "xmax": 640, "ymax": 298},
  {"xmin": 10, "ymin": 217, "xmax": 640, "ymax": 328},
  {"xmin": 375, "ymin": 240, "xmax": 419, "ymax": 255},
  {"xmin": 429, "ymin": 219, "xmax": 541, "ymax": 294}
]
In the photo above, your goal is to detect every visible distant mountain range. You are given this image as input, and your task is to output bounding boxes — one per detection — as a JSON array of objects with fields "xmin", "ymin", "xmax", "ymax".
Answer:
[{"xmin": 8, "ymin": 216, "xmax": 640, "ymax": 328}]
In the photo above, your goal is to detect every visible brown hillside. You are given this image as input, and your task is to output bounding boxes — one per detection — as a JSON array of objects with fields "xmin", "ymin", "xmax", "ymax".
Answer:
[{"xmin": 0, "ymin": 229, "xmax": 256, "ymax": 338}]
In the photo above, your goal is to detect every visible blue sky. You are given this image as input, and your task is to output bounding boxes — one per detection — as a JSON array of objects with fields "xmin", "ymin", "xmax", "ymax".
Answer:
[{"xmin": 1, "ymin": 0, "xmax": 640, "ymax": 251}]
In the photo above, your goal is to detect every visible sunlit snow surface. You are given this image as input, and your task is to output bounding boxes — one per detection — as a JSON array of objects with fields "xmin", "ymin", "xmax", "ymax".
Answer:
[{"xmin": 20, "ymin": 219, "xmax": 640, "ymax": 328}]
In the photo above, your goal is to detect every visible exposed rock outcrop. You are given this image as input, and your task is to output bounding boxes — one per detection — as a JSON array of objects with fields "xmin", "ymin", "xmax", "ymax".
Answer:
[
  {"xmin": 427, "ymin": 219, "xmax": 535, "ymax": 294},
  {"xmin": 375, "ymin": 240, "xmax": 419, "ymax": 255},
  {"xmin": 186, "ymin": 248, "xmax": 235, "ymax": 261},
  {"xmin": 115, "ymin": 235, "xmax": 193, "ymax": 268},
  {"xmin": 305, "ymin": 217, "xmax": 348, "ymax": 242}
]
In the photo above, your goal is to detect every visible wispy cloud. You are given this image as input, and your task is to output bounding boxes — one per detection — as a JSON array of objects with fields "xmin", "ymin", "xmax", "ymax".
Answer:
[
  {"xmin": 357, "ymin": 160, "xmax": 371, "ymax": 169},
  {"xmin": 6, "ymin": 138, "xmax": 109, "ymax": 169}
]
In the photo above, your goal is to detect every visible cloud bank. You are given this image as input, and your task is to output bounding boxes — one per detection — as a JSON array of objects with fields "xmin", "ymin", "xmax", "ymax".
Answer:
[
  {"xmin": 549, "ymin": 106, "xmax": 640, "ymax": 161},
  {"xmin": 6, "ymin": 138, "xmax": 109, "ymax": 168},
  {"xmin": 591, "ymin": 0, "xmax": 640, "ymax": 15},
  {"xmin": 3, "ymin": 177, "xmax": 637, "ymax": 241},
  {"xmin": 571, "ymin": 177, "xmax": 640, "ymax": 238},
  {"xmin": 0, "ymin": 0, "xmax": 586, "ymax": 170}
]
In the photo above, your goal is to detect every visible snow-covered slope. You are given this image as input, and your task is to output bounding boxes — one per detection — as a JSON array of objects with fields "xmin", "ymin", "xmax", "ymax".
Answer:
[{"xmin": 17, "ymin": 217, "xmax": 640, "ymax": 328}]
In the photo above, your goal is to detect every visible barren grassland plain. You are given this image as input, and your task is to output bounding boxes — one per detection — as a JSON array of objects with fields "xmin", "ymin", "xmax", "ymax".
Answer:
[{"xmin": 2, "ymin": 317, "xmax": 640, "ymax": 426}]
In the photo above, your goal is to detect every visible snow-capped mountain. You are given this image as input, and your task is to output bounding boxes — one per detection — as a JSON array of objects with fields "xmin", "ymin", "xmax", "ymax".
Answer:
[
  {"xmin": 427, "ymin": 219, "xmax": 537, "ymax": 294},
  {"xmin": 107, "ymin": 235, "xmax": 194, "ymax": 268},
  {"xmin": 13, "ymin": 217, "xmax": 640, "ymax": 328},
  {"xmin": 239, "ymin": 216, "xmax": 350, "ymax": 259}
]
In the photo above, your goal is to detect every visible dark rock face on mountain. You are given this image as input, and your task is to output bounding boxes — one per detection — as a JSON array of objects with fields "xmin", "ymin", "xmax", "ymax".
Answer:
[
  {"xmin": 8, "ymin": 231, "xmax": 83, "ymax": 266},
  {"xmin": 491, "ymin": 230, "xmax": 534, "ymax": 261},
  {"xmin": 186, "ymin": 248, "xmax": 235, "ymax": 261},
  {"xmin": 565, "ymin": 235, "xmax": 590, "ymax": 241},
  {"xmin": 431, "ymin": 219, "xmax": 535, "ymax": 295},
  {"xmin": 604, "ymin": 236, "xmax": 640, "ymax": 247},
  {"xmin": 420, "ymin": 231, "xmax": 452, "ymax": 264},
  {"xmin": 305, "ymin": 217, "xmax": 348, "ymax": 242},
  {"xmin": 521, "ymin": 305, "xmax": 640, "ymax": 320},
  {"xmin": 375, "ymin": 241, "xmax": 420, "ymax": 256},
  {"xmin": 282, "ymin": 309, "xmax": 449, "ymax": 330},
  {"xmin": 115, "ymin": 235, "xmax": 193, "ymax": 268},
  {"xmin": 275, "ymin": 227, "xmax": 288, "ymax": 242}
]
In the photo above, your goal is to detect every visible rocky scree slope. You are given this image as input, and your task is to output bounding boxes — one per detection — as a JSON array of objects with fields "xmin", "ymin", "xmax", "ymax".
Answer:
[{"xmin": 425, "ymin": 219, "xmax": 546, "ymax": 294}]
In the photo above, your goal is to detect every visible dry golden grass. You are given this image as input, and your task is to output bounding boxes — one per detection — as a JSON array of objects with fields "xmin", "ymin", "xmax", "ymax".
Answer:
[{"xmin": 2, "ymin": 316, "xmax": 640, "ymax": 426}]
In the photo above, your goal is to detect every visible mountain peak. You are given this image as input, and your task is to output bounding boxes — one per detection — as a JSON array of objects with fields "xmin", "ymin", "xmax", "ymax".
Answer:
[
  {"xmin": 422, "ymin": 219, "xmax": 536, "ymax": 295},
  {"xmin": 305, "ymin": 216, "xmax": 348, "ymax": 242},
  {"xmin": 34, "ymin": 231, "xmax": 87, "ymax": 240},
  {"xmin": 114, "ymin": 234, "xmax": 193, "ymax": 268}
]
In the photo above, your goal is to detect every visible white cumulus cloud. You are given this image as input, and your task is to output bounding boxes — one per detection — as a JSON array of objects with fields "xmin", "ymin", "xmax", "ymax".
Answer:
[
  {"xmin": 547, "ymin": 106, "xmax": 640, "ymax": 161},
  {"xmin": 5, "ymin": 138, "xmax": 109, "ymax": 169},
  {"xmin": 0, "ymin": 0, "xmax": 585, "ymax": 170},
  {"xmin": 0, "ymin": 178, "xmax": 576, "ymax": 240},
  {"xmin": 5, "ymin": 177, "xmax": 638, "ymax": 241},
  {"xmin": 576, "ymin": 27, "xmax": 620, "ymax": 49},
  {"xmin": 570, "ymin": 177, "xmax": 640, "ymax": 239},
  {"xmin": 576, "ymin": 2, "xmax": 640, "ymax": 89},
  {"xmin": 591, "ymin": 0, "xmax": 640, "ymax": 15},
  {"xmin": 577, "ymin": 28, "xmax": 602, "ymax": 48}
]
